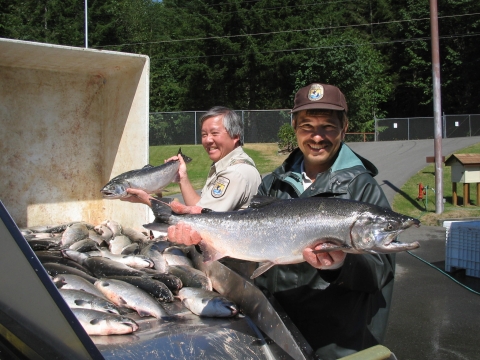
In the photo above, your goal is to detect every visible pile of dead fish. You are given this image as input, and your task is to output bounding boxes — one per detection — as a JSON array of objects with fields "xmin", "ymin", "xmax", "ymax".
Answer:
[{"xmin": 20, "ymin": 220, "xmax": 239, "ymax": 336}]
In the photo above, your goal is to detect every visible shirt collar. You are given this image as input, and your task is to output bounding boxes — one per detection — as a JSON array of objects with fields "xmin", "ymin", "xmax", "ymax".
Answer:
[
  {"xmin": 209, "ymin": 146, "xmax": 243, "ymax": 174},
  {"xmin": 300, "ymin": 161, "xmax": 313, "ymax": 190}
]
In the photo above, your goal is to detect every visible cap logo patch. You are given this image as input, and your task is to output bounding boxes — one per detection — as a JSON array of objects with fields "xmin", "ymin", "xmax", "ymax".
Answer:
[
  {"xmin": 308, "ymin": 84, "xmax": 324, "ymax": 101},
  {"xmin": 211, "ymin": 176, "xmax": 230, "ymax": 198}
]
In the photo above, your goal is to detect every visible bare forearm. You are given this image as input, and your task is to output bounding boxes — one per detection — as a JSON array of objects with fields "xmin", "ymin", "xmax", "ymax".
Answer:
[{"xmin": 179, "ymin": 177, "xmax": 201, "ymax": 206}]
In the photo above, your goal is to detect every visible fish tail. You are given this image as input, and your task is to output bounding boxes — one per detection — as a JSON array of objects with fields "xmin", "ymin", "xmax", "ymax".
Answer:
[{"xmin": 178, "ymin": 148, "xmax": 192, "ymax": 164}]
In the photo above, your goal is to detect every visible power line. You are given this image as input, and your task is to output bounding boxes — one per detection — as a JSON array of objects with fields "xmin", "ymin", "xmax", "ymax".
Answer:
[
  {"xmin": 166, "ymin": 0, "xmax": 353, "ymax": 17},
  {"xmin": 187, "ymin": 0, "xmax": 261, "ymax": 8},
  {"xmin": 95, "ymin": 12, "xmax": 480, "ymax": 49},
  {"xmin": 150, "ymin": 32, "xmax": 480, "ymax": 61}
]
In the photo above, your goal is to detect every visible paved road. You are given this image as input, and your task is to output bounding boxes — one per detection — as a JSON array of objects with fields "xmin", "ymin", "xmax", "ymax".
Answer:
[
  {"xmin": 347, "ymin": 136, "xmax": 480, "ymax": 205},
  {"xmin": 347, "ymin": 137, "xmax": 480, "ymax": 359}
]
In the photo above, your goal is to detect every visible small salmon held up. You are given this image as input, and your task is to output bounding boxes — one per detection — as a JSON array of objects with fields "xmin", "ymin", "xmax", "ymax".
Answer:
[{"xmin": 100, "ymin": 148, "xmax": 192, "ymax": 199}]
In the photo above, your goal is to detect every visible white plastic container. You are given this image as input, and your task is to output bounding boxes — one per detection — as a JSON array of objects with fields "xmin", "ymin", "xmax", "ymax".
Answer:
[{"xmin": 0, "ymin": 38, "xmax": 150, "ymax": 229}]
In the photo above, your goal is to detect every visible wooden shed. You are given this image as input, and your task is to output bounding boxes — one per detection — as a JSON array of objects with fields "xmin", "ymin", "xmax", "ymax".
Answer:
[{"xmin": 445, "ymin": 154, "xmax": 480, "ymax": 206}]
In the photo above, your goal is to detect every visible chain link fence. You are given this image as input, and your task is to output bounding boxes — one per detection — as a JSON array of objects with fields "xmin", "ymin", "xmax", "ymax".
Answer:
[
  {"xmin": 150, "ymin": 111, "xmax": 480, "ymax": 145},
  {"xmin": 149, "ymin": 110, "xmax": 292, "ymax": 146},
  {"xmin": 375, "ymin": 114, "xmax": 480, "ymax": 141}
]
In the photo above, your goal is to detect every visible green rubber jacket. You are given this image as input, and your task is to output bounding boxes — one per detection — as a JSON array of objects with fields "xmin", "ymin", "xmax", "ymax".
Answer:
[{"xmin": 255, "ymin": 143, "xmax": 395, "ymax": 360}]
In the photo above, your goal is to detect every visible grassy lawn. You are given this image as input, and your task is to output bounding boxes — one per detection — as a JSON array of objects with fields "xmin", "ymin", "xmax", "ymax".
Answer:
[
  {"xmin": 149, "ymin": 144, "xmax": 288, "ymax": 195},
  {"xmin": 392, "ymin": 143, "xmax": 480, "ymax": 226}
]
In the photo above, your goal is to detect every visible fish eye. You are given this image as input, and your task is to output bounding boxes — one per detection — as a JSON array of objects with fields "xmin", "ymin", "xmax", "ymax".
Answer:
[{"xmin": 385, "ymin": 223, "xmax": 395, "ymax": 231}]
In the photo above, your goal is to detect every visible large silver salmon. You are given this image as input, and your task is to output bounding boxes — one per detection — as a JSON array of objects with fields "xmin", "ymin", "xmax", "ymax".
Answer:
[
  {"xmin": 100, "ymin": 148, "xmax": 192, "ymax": 199},
  {"xmin": 145, "ymin": 196, "xmax": 420, "ymax": 279}
]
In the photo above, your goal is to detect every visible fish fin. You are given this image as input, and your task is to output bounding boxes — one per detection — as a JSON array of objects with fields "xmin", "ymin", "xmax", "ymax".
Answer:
[
  {"xmin": 311, "ymin": 242, "xmax": 350, "ymax": 253},
  {"xmin": 250, "ymin": 261, "xmax": 276, "ymax": 279},
  {"xmin": 141, "ymin": 164, "xmax": 154, "ymax": 169},
  {"xmin": 143, "ymin": 222, "xmax": 169, "ymax": 233},
  {"xmin": 121, "ymin": 243, "xmax": 139, "ymax": 255},
  {"xmin": 199, "ymin": 242, "xmax": 225, "ymax": 263},
  {"xmin": 136, "ymin": 309, "xmax": 152, "ymax": 317},
  {"xmin": 117, "ymin": 306, "xmax": 134, "ymax": 315},
  {"xmin": 248, "ymin": 195, "xmax": 280, "ymax": 209},
  {"xmin": 312, "ymin": 192, "xmax": 338, "ymax": 198},
  {"xmin": 117, "ymin": 297, "xmax": 128, "ymax": 306}
]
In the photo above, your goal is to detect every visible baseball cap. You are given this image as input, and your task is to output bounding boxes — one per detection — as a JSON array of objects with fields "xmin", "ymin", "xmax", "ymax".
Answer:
[{"xmin": 292, "ymin": 83, "xmax": 348, "ymax": 113}]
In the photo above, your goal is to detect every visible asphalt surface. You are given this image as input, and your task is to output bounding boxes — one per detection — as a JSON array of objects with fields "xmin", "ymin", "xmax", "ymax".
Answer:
[
  {"xmin": 347, "ymin": 137, "xmax": 480, "ymax": 360},
  {"xmin": 347, "ymin": 136, "xmax": 480, "ymax": 206},
  {"xmin": 382, "ymin": 225, "xmax": 480, "ymax": 360}
]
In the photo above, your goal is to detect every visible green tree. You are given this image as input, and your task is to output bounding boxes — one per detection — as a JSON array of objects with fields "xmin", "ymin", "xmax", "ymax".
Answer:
[
  {"xmin": 294, "ymin": 29, "xmax": 393, "ymax": 133},
  {"xmin": 2, "ymin": 0, "xmax": 479, "ymax": 117},
  {"xmin": 383, "ymin": 0, "xmax": 480, "ymax": 116},
  {"xmin": 0, "ymin": 0, "xmax": 84, "ymax": 45},
  {"xmin": 148, "ymin": 0, "xmax": 320, "ymax": 111}
]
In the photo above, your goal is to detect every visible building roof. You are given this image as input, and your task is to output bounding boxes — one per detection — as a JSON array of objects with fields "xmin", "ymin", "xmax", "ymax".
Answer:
[{"xmin": 445, "ymin": 153, "xmax": 480, "ymax": 166}]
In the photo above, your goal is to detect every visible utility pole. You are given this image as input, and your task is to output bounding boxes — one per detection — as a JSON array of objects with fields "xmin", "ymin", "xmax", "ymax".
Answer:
[
  {"xmin": 85, "ymin": 0, "xmax": 88, "ymax": 48},
  {"xmin": 430, "ymin": 0, "xmax": 443, "ymax": 214}
]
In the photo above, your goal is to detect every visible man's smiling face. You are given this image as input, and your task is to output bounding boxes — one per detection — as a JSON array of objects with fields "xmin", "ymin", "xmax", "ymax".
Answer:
[
  {"xmin": 294, "ymin": 110, "xmax": 347, "ymax": 176},
  {"xmin": 201, "ymin": 115, "xmax": 239, "ymax": 163}
]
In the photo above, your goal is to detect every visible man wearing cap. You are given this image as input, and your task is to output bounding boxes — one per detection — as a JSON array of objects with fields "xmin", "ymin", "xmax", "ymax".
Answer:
[
  {"xmin": 165, "ymin": 84, "xmax": 394, "ymax": 359},
  {"xmin": 254, "ymin": 83, "xmax": 394, "ymax": 359}
]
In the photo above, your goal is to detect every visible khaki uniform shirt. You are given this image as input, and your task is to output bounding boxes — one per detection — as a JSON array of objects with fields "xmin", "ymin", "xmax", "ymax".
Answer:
[{"xmin": 197, "ymin": 147, "xmax": 261, "ymax": 211}]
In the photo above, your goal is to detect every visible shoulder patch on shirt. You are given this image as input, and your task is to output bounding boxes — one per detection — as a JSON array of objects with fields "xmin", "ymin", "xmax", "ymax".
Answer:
[{"xmin": 211, "ymin": 176, "xmax": 230, "ymax": 198}]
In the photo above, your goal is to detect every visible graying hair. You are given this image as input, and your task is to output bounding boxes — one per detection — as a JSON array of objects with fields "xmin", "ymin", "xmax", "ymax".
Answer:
[{"xmin": 200, "ymin": 106, "xmax": 243, "ymax": 141}]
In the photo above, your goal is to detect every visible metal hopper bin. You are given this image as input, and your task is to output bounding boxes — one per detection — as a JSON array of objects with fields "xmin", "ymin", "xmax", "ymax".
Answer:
[{"xmin": 0, "ymin": 38, "xmax": 313, "ymax": 359}]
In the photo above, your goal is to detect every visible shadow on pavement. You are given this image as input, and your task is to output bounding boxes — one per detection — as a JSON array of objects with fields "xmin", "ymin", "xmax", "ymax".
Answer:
[{"xmin": 382, "ymin": 180, "xmax": 425, "ymax": 211}]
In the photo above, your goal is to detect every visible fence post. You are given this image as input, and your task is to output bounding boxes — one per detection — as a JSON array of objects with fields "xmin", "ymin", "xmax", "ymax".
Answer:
[
  {"xmin": 408, "ymin": 118, "xmax": 410, "ymax": 140},
  {"xmin": 374, "ymin": 116, "xmax": 377, "ymax": 141},
  {"xmin": 241, "ymin": 110, "xmax": 245, "ymax": 145},
  {"xmin": 442, "ymin": 112, "xmax": 446, "ymax": 138},
  {"xmin": 469, "ymin": 114, "xmax": 471, "ymax": 137}
]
